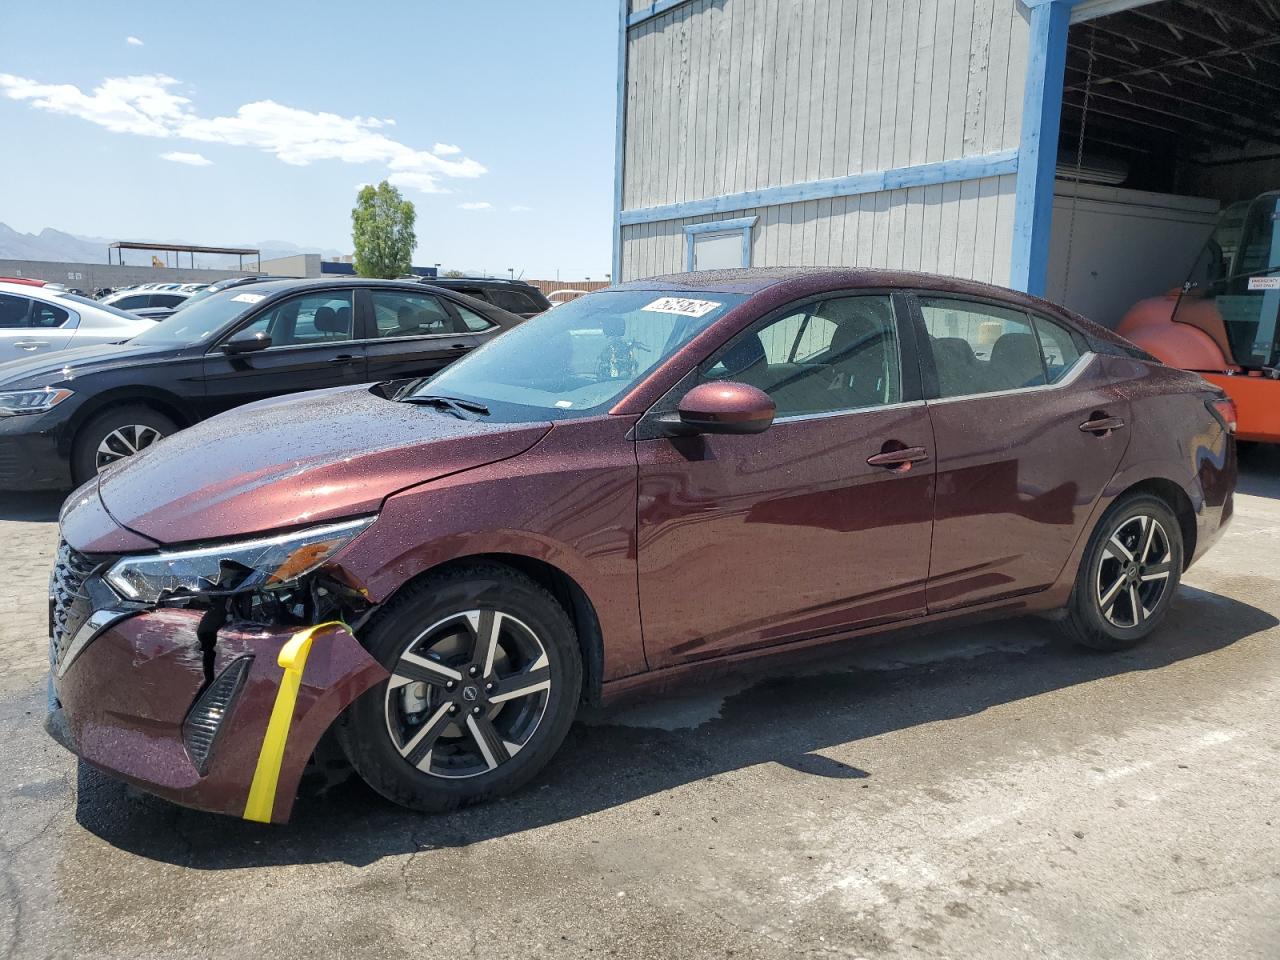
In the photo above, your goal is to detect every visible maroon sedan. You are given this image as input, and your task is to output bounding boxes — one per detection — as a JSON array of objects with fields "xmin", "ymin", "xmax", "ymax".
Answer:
[{"xmin": 47, "ymin": 268, "xmax": 1236, "ymax": 822}]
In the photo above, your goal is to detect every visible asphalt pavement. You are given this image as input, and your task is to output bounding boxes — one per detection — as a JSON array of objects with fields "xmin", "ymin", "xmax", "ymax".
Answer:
[{"xmin": 2, "ymin": 448, "xmax": 1278, "ymax": 959}]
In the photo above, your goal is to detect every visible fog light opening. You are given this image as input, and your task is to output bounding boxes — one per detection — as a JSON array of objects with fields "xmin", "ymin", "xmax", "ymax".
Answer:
[{"xmin": 182, "ymin": 655, "xmax": 253, "ymax": 776}]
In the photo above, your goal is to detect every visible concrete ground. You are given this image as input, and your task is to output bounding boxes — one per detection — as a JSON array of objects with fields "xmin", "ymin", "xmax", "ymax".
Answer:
[{"xmin": 2, "ymin": 450, "xmax": 1278, "ymax": 960}]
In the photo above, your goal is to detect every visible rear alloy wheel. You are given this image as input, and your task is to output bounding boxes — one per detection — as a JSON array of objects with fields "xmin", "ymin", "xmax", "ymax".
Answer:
[
  {"xmin": 336, "ymin": 563, "xmax": 582, "ymax": 812},
  {"xmin": 72, "ymin": 405, "xmax": 178, "ymax": 483},
  {"xmin": 1094, "ymin": 515, "xmax": 1174, "ymax": 630},
  {"xmin": 1059, "ymin": 494, "xmax": 1184, "ymax": 651}
]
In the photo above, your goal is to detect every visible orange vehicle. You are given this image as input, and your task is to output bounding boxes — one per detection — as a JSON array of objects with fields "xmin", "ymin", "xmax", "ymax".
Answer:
[{"xmin": 1117, "ymin": 194, "xmax": 1279, "ymax": 443}]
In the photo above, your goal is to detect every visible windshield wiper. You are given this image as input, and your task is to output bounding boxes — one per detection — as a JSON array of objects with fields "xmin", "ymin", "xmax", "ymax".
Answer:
[{"xmin": 400, "ymin": 394, "xmax": 491, "ymax": 419}]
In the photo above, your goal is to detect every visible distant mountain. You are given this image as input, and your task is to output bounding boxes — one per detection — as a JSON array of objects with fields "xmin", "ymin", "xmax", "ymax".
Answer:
[{"xmin": 0, "ymin": 223, "xmax": 346, "ymax": 268}]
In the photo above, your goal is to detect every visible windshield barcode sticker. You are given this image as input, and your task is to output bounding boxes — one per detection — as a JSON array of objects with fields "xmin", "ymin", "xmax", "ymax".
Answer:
[
  {"xmin": 230, "ymin": 292, "xmax": 266, "ymax": 303},
  {"xmin": 1247, "ymin": 277, "xmax": 1280, "ymax": 291},
  {"xmin": 641, "ymin": 297, "xmax": 722, "ymax": 318}
]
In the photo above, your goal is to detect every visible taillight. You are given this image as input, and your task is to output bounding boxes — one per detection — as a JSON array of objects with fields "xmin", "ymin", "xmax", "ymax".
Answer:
[{"xmin": 1206, "ymin": 395, "xmax": 1237, "ymax": 434}]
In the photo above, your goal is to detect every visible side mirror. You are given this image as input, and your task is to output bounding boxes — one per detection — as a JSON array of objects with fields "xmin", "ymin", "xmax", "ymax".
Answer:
[
  {"xmin": 661, "ymin": 381, "xmax": 776, "ymax": 436},
  {"xmin": 220, "ymin": 330, "xmax": 272, "ymax": 355}
]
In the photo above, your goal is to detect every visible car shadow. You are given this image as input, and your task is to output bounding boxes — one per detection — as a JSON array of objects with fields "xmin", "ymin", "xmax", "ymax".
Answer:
[
  {"xmin": 1237, "ymin": 443, "xmax": 1280, "ymax": 499},
  {"xmin": 0, "ymin": 490, "xmax": 65, "ymax": 523},
  {"xmin": 73, "ymin": 584, "xmax": 1276, "ymax": 868}
]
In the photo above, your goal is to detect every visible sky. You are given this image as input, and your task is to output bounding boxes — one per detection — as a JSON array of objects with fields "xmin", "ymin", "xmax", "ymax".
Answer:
[{"xmin": 0, "ymin": 0, "xmax": 619, "ymax": 280}]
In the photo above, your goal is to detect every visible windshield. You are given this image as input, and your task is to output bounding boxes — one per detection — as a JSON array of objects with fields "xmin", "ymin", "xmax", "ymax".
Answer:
[
  {"xmin": 129, "ymin": 287, "xmax": 264, "ymax": 345},
  {"xmin": 412, "ymin": 289, "xmax": 746, "ymax": 421},
  {"xmin": 1176, "ymin": 194, "xmax": 1280, "ymax": 367},
  {"xmin": 53, "ymin": 292, "xmax": 141, "ymax": 321}
]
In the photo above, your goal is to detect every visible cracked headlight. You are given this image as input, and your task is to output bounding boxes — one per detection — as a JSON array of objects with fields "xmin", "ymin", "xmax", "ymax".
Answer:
[
  {"xmin": 0, "ymin": 387, "xmax": 74, "ymax": 416},
  {"xmin": 105, "ymin": 517, "xmax": 374, "ymax": 603}
]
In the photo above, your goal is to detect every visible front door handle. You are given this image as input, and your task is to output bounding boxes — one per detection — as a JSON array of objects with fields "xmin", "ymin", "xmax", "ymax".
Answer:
[
  {"xmin": 449, "ymin": 343, "xmax": 469, "ymax": 351},
  {"xmin": 328, "ymin": 354, "xmax": 356, "ymax": 364},
  {"xmin": 1079, "ymin": 415, "xmax": 1125, "ymax": 435},
  {"xmin": 13, "ymin": 340, "xmax": 48, "ymax": 350},
  {"xmin": 867, "ymin": 445, "xmax": 930, "ymax": 470}
]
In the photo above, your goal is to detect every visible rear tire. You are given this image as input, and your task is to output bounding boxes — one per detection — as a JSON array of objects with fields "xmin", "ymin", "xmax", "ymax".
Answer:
[
  {"xmin": 335, "ymin": 563, "xmax": 582, "ymax": 813},
  {"xmin": 1058, "ymin": 493, "xmax": 1183, "ymax": 651},
  {"xmin": 72, "ymin": 405, "xmax": 177, "ymax": 483}
]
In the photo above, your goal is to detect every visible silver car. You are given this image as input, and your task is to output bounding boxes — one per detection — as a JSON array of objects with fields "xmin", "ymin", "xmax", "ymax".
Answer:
[{"xmin": 0, "ymin": 281, "xmax": 153, "ymax": 363}]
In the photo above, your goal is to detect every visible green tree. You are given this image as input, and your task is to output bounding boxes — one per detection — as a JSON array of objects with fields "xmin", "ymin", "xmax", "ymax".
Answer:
[
  {"xmin": 351, "ymin": 180, "xmax": 416, "ymax": 278},
  {"xmin": 443, "ymin": 269, "xmax": 466, "ymax": 279}
]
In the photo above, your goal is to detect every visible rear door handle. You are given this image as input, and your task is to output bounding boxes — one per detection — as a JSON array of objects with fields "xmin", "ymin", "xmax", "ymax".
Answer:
[
  {"xmin": 449, "ymin": 343, "xmax": 469, "ymax": 351},
  {"xmin": 13, "ymin": 340, "xmax": 48, "ymax": 350},
  {"xmin": 1079, "ymin": 416, "xmax": 1125, "ymax": 434},
  {"xmin": 328, "ymin": 354, "xmax": 356, "ymax": 364},
  {"xmin": 867, "ymin": 446, "xmax": 930, "ymax": 469}
]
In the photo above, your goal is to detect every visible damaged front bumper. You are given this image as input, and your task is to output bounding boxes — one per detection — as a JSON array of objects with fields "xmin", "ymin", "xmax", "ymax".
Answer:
[{"xmin": 48, "ymin": 608, "xmax": 387, "ymax": 824}]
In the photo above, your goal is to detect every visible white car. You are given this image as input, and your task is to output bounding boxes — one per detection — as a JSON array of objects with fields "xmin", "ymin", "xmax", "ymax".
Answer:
[{"xmin": 0, "ymin": 280, "xmax": 153, "ymax": 364}]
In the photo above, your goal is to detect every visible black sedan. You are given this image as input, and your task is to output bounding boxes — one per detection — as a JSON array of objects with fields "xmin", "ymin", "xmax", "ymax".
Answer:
[{"xmin": 0, "ymin": 278, "xmax": 522, "ymax": 489}]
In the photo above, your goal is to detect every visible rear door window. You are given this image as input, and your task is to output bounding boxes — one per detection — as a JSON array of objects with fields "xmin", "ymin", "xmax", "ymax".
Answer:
[
  {"xmin": 920, "ymin": 298, "xmax": 1047, "ymax": 397},
  {"xmin": 30, "ymin": 301, "xmax": 71, "ymax": 328},
  {"xmin": 370, "ymin": 291, "xmax": 458, "ymax": 337}
]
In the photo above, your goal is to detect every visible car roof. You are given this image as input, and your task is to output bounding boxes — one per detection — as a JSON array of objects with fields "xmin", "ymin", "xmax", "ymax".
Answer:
[
  {"xmin": 427, "ymin": 276, "xmax": 540, "ymax": 289},
  {"xmin": 610, "ymin": 267, "xmax": 1138, "ymax": 349}
]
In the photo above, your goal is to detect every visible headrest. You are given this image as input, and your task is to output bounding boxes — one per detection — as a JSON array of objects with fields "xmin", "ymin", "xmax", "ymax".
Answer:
[
  {"xmin": 990, "ymin": 332, "xmax": 1040, "ymax": 369},
  {"xmin": 314, "ymin": 305, "xmax": 346, "ymax": 334},
  {"xmin": 717, "ymin": 332, "xmax": 766, "ymax": 378}
]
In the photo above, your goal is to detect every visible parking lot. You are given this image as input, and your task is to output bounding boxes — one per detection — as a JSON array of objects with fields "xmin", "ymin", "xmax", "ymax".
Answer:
[{"xmin": 0, "ymin": 449, "xmax": 1277, "ymax": 959}]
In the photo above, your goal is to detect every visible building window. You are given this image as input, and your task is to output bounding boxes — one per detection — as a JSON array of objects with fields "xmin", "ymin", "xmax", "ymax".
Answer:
[{"xmin": 684, "ymin": 217, "xmax": 758, "ymax": 272}]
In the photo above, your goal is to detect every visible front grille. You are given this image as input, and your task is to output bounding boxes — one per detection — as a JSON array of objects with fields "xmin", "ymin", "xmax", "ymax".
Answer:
[{"xmin": 49, "ymin": 540, "xmax": 99, "ymax": 669}]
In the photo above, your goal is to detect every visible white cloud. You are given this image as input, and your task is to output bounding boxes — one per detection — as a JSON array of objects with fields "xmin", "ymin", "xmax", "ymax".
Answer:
[
  {"xmin": 510, "ymin": 205, "xmax": 533, "ymax": 212},
  {"xmin": 432, "ymin": 142, "xmax": 461, "ymax": 156},
  {"xmin": 0, "ymin": 72, "xmax": 486, "ymax": 194},
  {"xmin": 161, "ymin": 150, "xmax": 212, "ymax": 166},
  {"xmin": 458, "ymin": 201, "xmax": 492, "ymax": 211},
  {"xmin": 387, "ymin": 171, "xmax": 449, "ymax": 194},
  {"xmin": 0, "ymin": 73, "xmax": 189, "ymax": 136},
  {"xmin": 126, "ymin": 36, "xmax": 144, "ymax": 46}
]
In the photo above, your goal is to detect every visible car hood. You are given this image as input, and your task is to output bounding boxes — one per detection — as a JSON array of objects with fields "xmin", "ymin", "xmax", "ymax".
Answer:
[
  {"xmin": 97, "ymin": 384, "xmax": 553, "ymax": 544},
  {"xmin": 0, "ymin": 340, "xmax": 183, "ymax": 387}
]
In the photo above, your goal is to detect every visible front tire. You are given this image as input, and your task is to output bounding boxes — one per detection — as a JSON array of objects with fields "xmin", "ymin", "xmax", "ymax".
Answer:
[
  {"xmin": 335, "ymin": 563, "xmax": 582, "ymax": 813},
  {"xmin": 72, "ymin": 404, "xmax": 177, "ymax": 483},
  {"xmin": 1058, "ymin": 494, "xmax": 1184, "ymax": 651}
]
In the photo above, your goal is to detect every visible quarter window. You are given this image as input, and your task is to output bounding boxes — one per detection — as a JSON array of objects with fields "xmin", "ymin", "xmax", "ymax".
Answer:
[
  {"xmin": 704, "ymin": 295, "xmax": 901, "ymax": 417},
  {"xmin": 453, "ymin": 303, "xmax": 497, "ymax": 332},
  {"xmin": 1032, "ymin": 315, "xmax": 1083, "ymax": 384},
  {"xmin": 0, "ymin": 294, "xmax": 31, "ymax": 328},
  {"xmin": 371, "ymin": 291, "xmax": 458, "ymax": 338},
  {"xmin": 236, "ymin": 292, "xmax": 354, "ymax": 347},
  {"xmin": 920, "ymin": 298, "xmax": 1047, "ymax": 397}
]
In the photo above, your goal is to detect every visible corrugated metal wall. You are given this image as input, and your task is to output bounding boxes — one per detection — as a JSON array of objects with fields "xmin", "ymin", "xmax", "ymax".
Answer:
[{"xmin": 619, "ymin": 0, "xmax": 1030, "ymax": 284}]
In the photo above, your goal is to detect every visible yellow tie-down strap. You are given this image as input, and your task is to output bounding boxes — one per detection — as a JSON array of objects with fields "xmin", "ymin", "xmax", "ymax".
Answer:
[{"xmin": 243, "ymin": 621, "xmax": 347, "ymax": 823}]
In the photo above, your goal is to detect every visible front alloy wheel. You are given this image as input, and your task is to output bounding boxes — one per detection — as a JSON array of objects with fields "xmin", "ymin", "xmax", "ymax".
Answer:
[
  {"xmin": 385, "ymin": 610, "xmax": 552, "ymax": 779},
  {"xmin": 336, "ymin": 563, "xmax": 582, "ymax": 812},
  {"xmin": 96, "ymin": 423, "xmax": 165, "ymax": 470}
]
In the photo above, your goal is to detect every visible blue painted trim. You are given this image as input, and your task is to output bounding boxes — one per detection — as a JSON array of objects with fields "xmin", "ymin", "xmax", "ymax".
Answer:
[
  {"xmin": 682, "ymin": 216, "xmax": 758, "ymax": 235},
  {"xmin": 612, "ymin": 0, "xmax": 629, "ymax": 283},
  {"xmin": 1010, "ymin": 0, "xmax": 1080, "ymax": 296},
  {"xmin": 682, "ymin": 217, "xmax": 758, "ymax": 271},
  {"xmin": 619, "ymin": 151, "xmax": 1019, "ymax": 226},
  {"xmin": 627, "ymin": 0, "xmax": 694, "ymax": 27}
]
